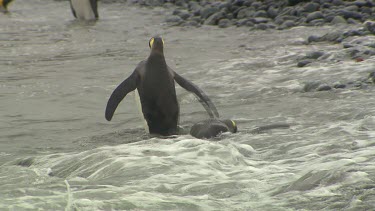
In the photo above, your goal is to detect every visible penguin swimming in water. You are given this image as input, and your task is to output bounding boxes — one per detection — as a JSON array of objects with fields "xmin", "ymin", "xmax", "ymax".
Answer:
[
  {"xmin": 105, "ymin": 36, "xmax": 220, "ymax": 136},
  {"xmin": 0, "ymin": 0, "xmax": 14, "ymax": 13},
  {"xmin": 190, "ymin": 119, "xmax": 237, "ymax": 139},
  {"xmin": 69, "ymin": 0, "xmax": 98, "ymax": 21}
]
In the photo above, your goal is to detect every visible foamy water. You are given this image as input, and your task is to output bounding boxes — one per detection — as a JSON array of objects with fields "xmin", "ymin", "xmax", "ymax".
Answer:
[{"xmin": 1, "ymin": 0, "xmax": 375, "ymax": 210}]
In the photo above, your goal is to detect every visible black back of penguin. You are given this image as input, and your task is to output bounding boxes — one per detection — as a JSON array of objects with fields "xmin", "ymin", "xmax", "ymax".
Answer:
[
  {"xmin": 138, "ymin": 37, "xmax": 179, "ymax": 135},
  {"xmin": 69, "ymin": 0, "xmax": 98, "ymax": 21}
]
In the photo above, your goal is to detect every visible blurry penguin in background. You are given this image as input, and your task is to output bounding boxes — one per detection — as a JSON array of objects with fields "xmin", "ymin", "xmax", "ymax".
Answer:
[
  {"xmin": 0, "ymin": 0, "xmax": 14, "ymax": 13},
  {"xmin": 69, "ymin": 0, "xmax": 98, "ymax": 21}
]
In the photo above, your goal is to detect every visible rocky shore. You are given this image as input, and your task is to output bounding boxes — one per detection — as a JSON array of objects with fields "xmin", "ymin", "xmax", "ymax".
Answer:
[{"xmin": 118, "ymin": 0, "xmax": 375, "ymax": 30}]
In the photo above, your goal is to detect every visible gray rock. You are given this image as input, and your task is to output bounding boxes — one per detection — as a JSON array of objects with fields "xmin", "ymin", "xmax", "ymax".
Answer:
[
  {"xmin": 344, "ymin": 5, "xmax": 359, "ymax": 12},
  {"xmin": 307, "ymin": 35, "xmax": 324, "ymax": 43},
  {"xmin": 306, "ymin": 51, "xmax": 325, "ymax": 59},
  {"xmin": 338, "ymin": 10, "xmax": 363, "ymax": 20},
  {"xmin": 332, "ymin": 0, "xmax": 344, "ymax": 6},
  {"xmin": 173, "ymin": 10, "xmax": 190, "ymax": 20},
  {"xmin": 254, "ymin": 10, "xmax": 268, "ymax": 18},
  {"xmin": 201, "ymin": 6, "xmax": 219, "ymax": 19},
  {"xmin": 237, "ymin": 8, "xmax": 254, "ymax": 19},
  {"xmin": 267, "ymin": 6, "xmax": 279, "ymax": 19},
  {"xmin": 364, "ymin": 21, "xmax": 375, "ymax": 34},
  {"xmin": 297, "ymin": 60, "xmax": 312, "ymax": 67},
  {"xmin": 250, "ymin": 17, "xmax": 270, "ymax": 24},
  {"xmin": 330, "ymin": 16, "xmax": 347, "ymax": 24},
  {"xmin": 218, "ymin": 19, "xmax": 232, "ymax": 28},
  {"xmin": 255, "ymin": 23, "xmax": 269, "ymax": 30},
  {"xmin": 306, "ymin": 11, "xmax": 324, "ymax": 23},
  {"xmin": 333, "ymin": 82, "xmax": 346, "ymax": 89},
  {"xmin": 352, "ymin": 0, "xmax": 372, "ymax": 7},
  {"xmin": 303, "ymin": 2, "xmax": 319, "ymax": 12},
  {"xmin": 316, "ymin": 84, "xmax": 332, "ymax": 91},
  {"xmin": 281, "ymin": 20, "xmax": 296, "ymax": 28},
  {"xmin": 204, "ymin": 11, "xmax": 225, "ymax": 25}
]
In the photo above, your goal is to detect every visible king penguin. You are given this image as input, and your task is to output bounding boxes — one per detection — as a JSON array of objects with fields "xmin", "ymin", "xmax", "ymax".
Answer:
[
  {"xmin": 105, "ymin": 36, "xmax": 220, "ymax": 136},
  {"xmin": 0, "ymin": 0, "xmax": 14, "ymax": 13},
  {"xmin": 69, "ymin": 0, "xmax": 98, "ymax": 21}
]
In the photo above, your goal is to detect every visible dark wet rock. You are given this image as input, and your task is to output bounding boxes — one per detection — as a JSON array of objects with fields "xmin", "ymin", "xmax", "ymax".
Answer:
[
  {"xmin": 306, "ymin": 11, "xmax": 324, "ymax": 23},
  {"xmin": 332, "ymin": 0, "xmax": 344, "ymax": 6},
  {"xmin": 316, "ymin": 84, "xmax": 332, "ymax": 91},
  {"xmin": 344, "ymin": 5, "xmax": 359, "ymax": 12},
  {"xmin": 236, "ymin": 7, "xmax": 254, "ymax": 19},
  {"xmin": 280, "ymin": 20, "xmax": 296, "ymax": 29},
  {"xmin": 306, "ymin": 51, "xmax": 325, "ymax": 60},
  {"xmin": 173, "ymin": 9, "xmax": 190, "ymax": 20},
  {"xmin": 218, "ymin": 19, "xmax": 232, "ymax": 28},
  {"xmin": 254, "ymin": 10, "xmax": 268, "ymax": 18},
  {"xmin": 351, "ymin": 0, "xmax": 373, "ymax": 7},
  {"xmin": 333, "ymin": 82, "xmax": 346, "ymax": 89},
  {"xmin": 338, "ymin": 10, "xmax": 363, "ymax": 20},
  {"xmin": 297, "ymin": 60, "xmax": 312, "ymax": 67},
  {"xmin": 201, "ymin": 6, "xmax": 219, "ymax": 19},
  {"xmin": 330, "ymin": 16, "xmax": 347, "ymax": 24},
  {"xmin": 343, "ymin": 43, "xmax": 354, "ymax": 48},
  {"xmin": 204, "ymin": 11, "xmax": 225, "ymax": 25},
  {"xmin": 364, "ymin": 21, "xmax": 375, "ymax": 34},
  {"xmin": 267, "ymin": 6, "xmax": 279, "ymax": 19},
  {"xmin": 236, "ymin": 18, "xmax": 254, "ymax": 27},
  {"xmin": 288, "ymin": 0, "xmax": 309, "ymax": 6},
  {"xmin": 254, "ymin": 23, "xmax": 270, "ymax": 30},
  {"xmin": 309, "ymin": 19, "xmax": 325, "ymax": 26},
  {"xmin": 303, "ymin": 2, "xmax": 319, "ymax": 13},
  {"xmin": 303, "ymin": 81, "xmax": 321, "ymax": 92},
  {"xmin": 250, "ymin": 17, "xmax": 270, "ymax": 24},
  {"xmin": 368, "ymin": 72, "xmax": 375, "ymax": 83}
]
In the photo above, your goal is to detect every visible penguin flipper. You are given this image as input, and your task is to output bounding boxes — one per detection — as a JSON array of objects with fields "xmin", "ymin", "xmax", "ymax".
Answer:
[
  {"xmin": 69, "ymin": 0, "xmax": 77, "ymax": 18},
  {"xmin": 173, "ymin": 71, "xmax": 220, "ymax": 118},
  {"xmin": 89, "ymin": 0, "xmax": 99, "ymax": 19},
  {"xmin": 105, "ymin": 71, "xmax": 138, "ymax": 121}
]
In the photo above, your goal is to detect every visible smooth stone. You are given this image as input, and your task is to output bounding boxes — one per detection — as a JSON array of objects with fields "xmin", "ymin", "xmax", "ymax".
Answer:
[
  {"xmin": 281, "ymin": 20, "xmax": 296, "ymax": 28},
  {"xmin": 303, "ymin": 2, "xmax": 320, "ymax": 12},
  {"xmin": 364, "ymin": 21, "xmax": 375, "ymax": 34},
  {"xmin": 218, "ymin": 19, "xmax": 232, "ymax": 28},
  {"xmin": 236, "ymin": 7, "xmax": 253, "ymax": 19},
  {"xmin": 306, "ymin": 11, "xmax": 324, "ymax": 23},
  {"xmin": 316, "ymin": 84, "xmax": 332, "ymax": 91},
  {"xmin": 255, "ymin": 23, "xmax": 268, "ymax": 30},
  {"xmin": 204, "ymin": 11, "xmax": 224, "ymax": 25},
  {"xmin": 201, "ymin": 6, "xmax": 219, "ymax": 19},
  {"xmin": 331, "ymin": 16, "xmax": 347, "ymax": 24},
  {"xmin": 338, "ymin": 10, "xmax": 363, "ymax": 20},
  {"xmin": 250, "ymin": 17, "xmax": 270, "ymax": 24},
  {"xmin": 333, "ymin": 83, "xmax": 346, "ymax": 89},
  {"xmin": 254, "ymin": 10, "xmax": 268, "ymax": 18},
  {"xmin": 306, "ymin": 51, "xmax": 325, "ymax": 59},
  {"xmin": 297, "ymin": 60, "xmax": 312, "ymax": 67},
  {"xmin": 332, "ymin": 0, "xmax": 344, "ymax": 6},
  {"xmin": 267, "ymin": 6, "xmax": 279, "ymax": 19}
]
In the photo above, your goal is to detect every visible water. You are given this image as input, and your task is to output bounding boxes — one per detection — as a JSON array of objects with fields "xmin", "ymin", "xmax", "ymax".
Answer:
[{"xmin": 1, "ymin": 0, "xmax": 375, "ymax": 210}]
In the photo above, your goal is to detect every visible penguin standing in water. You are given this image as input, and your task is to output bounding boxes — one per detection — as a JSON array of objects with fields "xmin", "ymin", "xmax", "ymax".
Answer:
[
  {"xmin": 105, "ymin": 37, "xmax": 220, "ymax": 136},
  {"xmin": 69, "ymin": 0, "xmax": 98, "ymax": 21},
  {"xmin": 0, "ymin": 0, "xmax": 14, "ymax": 13}
]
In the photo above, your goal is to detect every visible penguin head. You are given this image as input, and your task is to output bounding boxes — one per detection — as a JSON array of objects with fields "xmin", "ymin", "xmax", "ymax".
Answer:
[
  {"xmin": 222, "ymin": 119, "xmax": 238, "ymax": 133},
  {"xmin": 0, "ymin": 0, "xmax": 14, "ymax": 13},
  {"xmin": 149, "ymin": 36, "xmax": 164, "ymax": 53}
]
